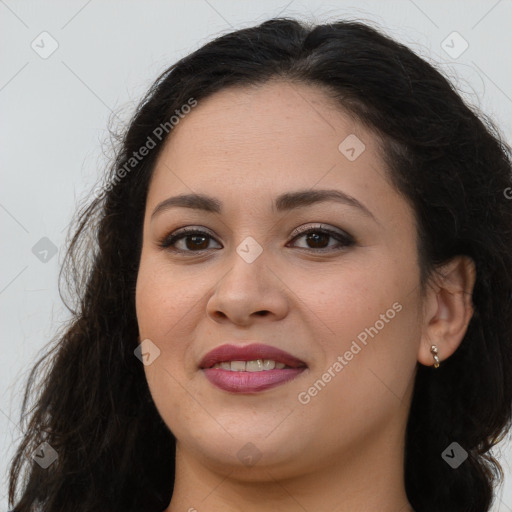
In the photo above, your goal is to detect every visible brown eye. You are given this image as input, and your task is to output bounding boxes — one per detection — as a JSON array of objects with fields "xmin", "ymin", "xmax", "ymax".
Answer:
[
  {"xmin": 288, "ymin": 226, "xmax": 355, "ymax": 252},
  {"xmin": 160, "ymin": 228, "xmax": 221, "ymax": 253}
]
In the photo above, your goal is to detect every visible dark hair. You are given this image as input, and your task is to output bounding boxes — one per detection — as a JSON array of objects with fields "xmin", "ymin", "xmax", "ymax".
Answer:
[{"xmin": 8, "ymin": 16, "xmax": 512, "ymax": 512}]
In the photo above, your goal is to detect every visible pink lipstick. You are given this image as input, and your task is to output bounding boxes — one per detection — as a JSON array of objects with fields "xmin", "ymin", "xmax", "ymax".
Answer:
[{"xmin": 199, "ymin": 343, "xmax": 307, "ymax": 393}]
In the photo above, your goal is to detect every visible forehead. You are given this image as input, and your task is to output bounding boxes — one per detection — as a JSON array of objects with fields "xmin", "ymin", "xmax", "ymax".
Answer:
[
  {"xmin": 146, "ymin": 80, "xmax": 410, "ymax": 228},
  {"xmin": 164, "ymin": 80, "xmax": 364, "ymax": 157}
]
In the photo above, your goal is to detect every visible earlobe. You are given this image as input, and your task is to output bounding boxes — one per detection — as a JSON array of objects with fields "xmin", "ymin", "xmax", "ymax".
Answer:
[{"xmin": 418, "ymin": 255, "xmax": 476, "ymax": 367}]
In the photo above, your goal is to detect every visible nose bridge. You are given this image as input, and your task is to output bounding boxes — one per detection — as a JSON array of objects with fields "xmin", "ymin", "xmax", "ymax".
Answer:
[
  {"xmin": 235, "ymin": 234, "xmax": 265, "ymax": 266},
  {"xmin": 206, "ymin": 233, "xmax": 289, "ymax": 323},
  {"xmin": 222, "ymin": 233, "xmax": 270, "ymax": 296}
]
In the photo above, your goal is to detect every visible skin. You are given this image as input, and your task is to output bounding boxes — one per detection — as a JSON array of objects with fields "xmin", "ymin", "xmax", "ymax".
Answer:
[{"xmin": 135, "ymin": 80, "xmax": 476, "ymax": 512}]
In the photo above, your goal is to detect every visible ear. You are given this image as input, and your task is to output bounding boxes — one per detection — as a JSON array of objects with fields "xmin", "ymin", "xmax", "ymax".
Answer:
[{"xmin": 418, "ymin": 255, "xmax": 476, "ymax": 367}]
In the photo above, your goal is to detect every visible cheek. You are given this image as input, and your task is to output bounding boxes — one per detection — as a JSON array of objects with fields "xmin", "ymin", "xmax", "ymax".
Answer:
[
  {"xmin": 300, "ymin": 254, "xmax": 420, "ymax": 371},
  {"xmin": 135, "ymin": 254, "xmax": 211, "ymax": 389},
  {"xmin": 296, "ymin": 300, "xmax": 420, "ymax": 439},
  {"xmin": 135, "ymin": 261, "xmax": 195, "ymax": 432},
  {"xmin": 135, "ymin": 254, "xmax": 196, "ymax": 338},
  {"xmin": 294, "ymin": 260, "xmax": 397, "ymax": 337},
  {"xmin": 321, "ymin": 297, "xmax": 420, "ymax": 416}
]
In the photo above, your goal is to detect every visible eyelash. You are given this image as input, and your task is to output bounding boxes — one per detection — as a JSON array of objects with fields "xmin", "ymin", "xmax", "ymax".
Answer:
[{"xmin": 158, "ymin": 224, "xmax": 355, "ymax": 255}]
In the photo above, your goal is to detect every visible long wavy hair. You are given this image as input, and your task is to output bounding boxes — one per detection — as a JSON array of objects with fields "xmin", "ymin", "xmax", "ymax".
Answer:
[{"xmin": 8, "ymin": 17, "xmax": 512, "ymax": 512}]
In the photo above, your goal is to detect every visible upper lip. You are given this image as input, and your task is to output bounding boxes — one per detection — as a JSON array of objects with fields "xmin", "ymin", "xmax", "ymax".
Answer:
[{"xmin": 199, "ymin": 343, "xmax": 307, "ymax": 369}]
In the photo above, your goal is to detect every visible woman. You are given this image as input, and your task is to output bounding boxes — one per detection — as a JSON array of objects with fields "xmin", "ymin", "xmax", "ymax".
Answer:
[{"xmin": 8, "ymin": 17, "xmax": 512, "ymax": 512}]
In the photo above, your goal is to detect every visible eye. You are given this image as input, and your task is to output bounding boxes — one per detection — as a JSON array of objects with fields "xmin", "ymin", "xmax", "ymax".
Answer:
[
  {"xmin": 159, "ymin": 227, "xmax": 220, "ymax": 253},
  {"xmin": 158, "ymin": 224, "xmax": 355, "ymax": 254},
  {"xmin": 287, "ymin": 224, "xmax": 355, "ymax": 252}
]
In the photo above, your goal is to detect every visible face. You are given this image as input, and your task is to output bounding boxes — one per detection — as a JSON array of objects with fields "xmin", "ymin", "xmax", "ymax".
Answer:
[{"xmin": 135, "ymin": 80, "xmax": 424, "ymax": 480}]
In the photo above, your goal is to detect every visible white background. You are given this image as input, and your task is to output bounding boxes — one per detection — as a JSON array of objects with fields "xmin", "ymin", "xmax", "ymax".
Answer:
[{"xmin": 1, "ymin": 0, "xmax": 511, "ymax": 510}]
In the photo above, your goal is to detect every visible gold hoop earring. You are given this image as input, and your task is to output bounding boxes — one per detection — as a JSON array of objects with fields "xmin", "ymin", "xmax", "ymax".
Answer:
[{"xmin": 430, "ymin": 345, "xmax": 440, "ymax": 368}]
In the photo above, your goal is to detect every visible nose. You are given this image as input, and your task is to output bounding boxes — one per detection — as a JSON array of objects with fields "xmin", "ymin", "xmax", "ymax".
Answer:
[{"xmin": 205, "ymin": 248, "xmax": 290, "ymax": 327}]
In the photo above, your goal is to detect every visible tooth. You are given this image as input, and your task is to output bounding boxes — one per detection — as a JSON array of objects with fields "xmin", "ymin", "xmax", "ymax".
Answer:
[
  {"xmin": 262, "ymin": 359, "xmax": 276, "ymax": 370},
  {"xmin": 246, "ymin": 359, "xmax": 264, "ymax": 372},
  {"xmin": 212, "ymin": 360, "xmax": 287, "ymax": 371},
  {"xmin": 230, "ymin": 361, "xmax": 246, "ymax": 371}
]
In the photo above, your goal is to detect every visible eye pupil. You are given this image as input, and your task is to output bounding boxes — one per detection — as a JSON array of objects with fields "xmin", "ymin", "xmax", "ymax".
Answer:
[
  {"xmin": 187, "ymin": 235, "xmax": 208, "ymax": 250},
  {"xmin": 306, "ymin": 232, "xmax": 329, "ymax": 248}
]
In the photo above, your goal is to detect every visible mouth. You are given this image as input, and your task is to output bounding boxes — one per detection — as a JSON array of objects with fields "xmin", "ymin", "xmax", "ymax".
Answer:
[{"xmin": 199, "ymin": 343, "xmax": 308, "ymax": 393}]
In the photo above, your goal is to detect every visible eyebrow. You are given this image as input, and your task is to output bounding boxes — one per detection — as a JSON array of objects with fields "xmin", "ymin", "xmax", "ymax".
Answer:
[{"xmin": 151, "ymin": 189, "xmax": 377, "ymax": 222}]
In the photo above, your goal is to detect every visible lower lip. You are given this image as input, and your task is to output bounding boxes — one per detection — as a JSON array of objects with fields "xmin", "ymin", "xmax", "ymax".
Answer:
[{"xmin": 202, "ymin": 368, "xmax": 306, "ymax": 393}]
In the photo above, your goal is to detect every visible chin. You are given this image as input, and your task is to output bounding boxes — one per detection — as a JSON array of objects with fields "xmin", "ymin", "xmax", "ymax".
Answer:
[{"xmin": 180, "ymin": 432, "xmax": 309, "ymax": 480}]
